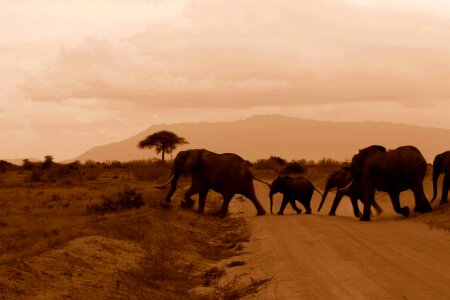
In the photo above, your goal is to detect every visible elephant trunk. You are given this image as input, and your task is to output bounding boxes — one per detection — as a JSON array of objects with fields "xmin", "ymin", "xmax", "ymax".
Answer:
[
  {"xmin": 318, "ymin": 188, "xmax": 330, "ymax": 212},
  {"xmin": 318, "ymin": 179, "xmax": 334, "ymax": 212},
  {"xmin": 431, "ymin": 166, "xmax": 440, "ymax": 202}
]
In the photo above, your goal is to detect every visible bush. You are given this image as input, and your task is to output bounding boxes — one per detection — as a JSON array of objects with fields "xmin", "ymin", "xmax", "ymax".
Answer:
[
  {"xmin": 25, "ymin": 161, "xmax": 103, "ymax": 183},
  {"xmin": 253, "ymin": 156, "xmax": 287, "ymax": 172},
  {"xmin": 280, "ymin": 162, "xmax": 307, "ymax": 175},
  {"xmin": 0, "ymin": 160, "xmax": 18, "ymax": 172},
  {"xmin": 22, "ymin": 159, "xmax": 36, "ymax": 171},
  {"xmin": 123, "ymin": 160, "xmax": 172, "ymax": 181},
  {"xmin": 316, "ymin": 157, "xmax": 341, "ymax": 167},
  {"xmin": 86, "ymin": 183, "xmax": 144, "ymax": 215}
]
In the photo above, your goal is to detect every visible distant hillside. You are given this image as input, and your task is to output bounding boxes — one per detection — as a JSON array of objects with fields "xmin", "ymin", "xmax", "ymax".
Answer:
[{"xmin": 72, "ymin": 115, "xmax": 450, "ymax": 163}]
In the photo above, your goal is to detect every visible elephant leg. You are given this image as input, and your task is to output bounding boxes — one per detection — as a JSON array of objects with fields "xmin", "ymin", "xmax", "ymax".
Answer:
[
  {"xmin": 216, "ymin": 193, "xmax": 234, "ymax": 218},
  {"xmin": 181, "ymin": 185, "xmax": 198, "ymax": 209},
  {"xmin": 198, "ymin": 188, "xmax": 209, "ymax": 214},
  {"xmin": 349, "ymin": 196, "xmax": 361, "ymax": 218},
  {"xmin": 371, "ymin": 199, "xmax": 383, "ymax": 215},
  {"xmin": 329, "ymin": 193, "xmax": 344, "ymax": 216},
  {"xmin": 289, "ymin": 199, "xmax": 302, "ymax": 214},
  {"xmin": 277, "ymin": 195, "xmax": 290, "ymax": 215},
  {"xmin": 441, "ymin": 172, "xmax": 449, "ymax": 204},
  {"xmin": 412, "ymin": 185, "xmax": 432, "ymax": 213},
  {"xmin": 360, "ymin": 191, "xmax": 374, "ymax": 221},
  {"xmin": 388, "ymin": 191, "xmax": 410, "ymax": 217},
  {"xmin": 241, "ymin": 186, "xmax": 266, "ymax": 216},
  {"xmin": 302, "ymin": 192, "xmax": 313, "ymax": 214}
]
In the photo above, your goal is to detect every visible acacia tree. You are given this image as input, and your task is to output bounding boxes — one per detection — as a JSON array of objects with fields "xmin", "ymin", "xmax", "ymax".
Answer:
[{"xmin": 138, "ymin": 131, "xmax": 188, "ymax": 162}]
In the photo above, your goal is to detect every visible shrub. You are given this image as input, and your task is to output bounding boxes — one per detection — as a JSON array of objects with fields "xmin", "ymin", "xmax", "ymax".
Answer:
[
  {"xmin": 42, "ymin": 155, "xmax": 54, "ymax": 170},
  {"xmin": 253, "ymin": 156, "xmax": 287, "ymax": 172},
  {"xmin": 280, "ymin": 162, "xmax": 307, "ymax": 175},
  {"xmin": 124, "ymin": 160, "xmax": 172, "ymax": 181},
  {"xmin": 316, "ymin": 157, "xmax": 341, "ymax": 167},
  {"xmin": 22, "ymin": 159, "xmax": 35, "ymax": 171},
  {"xmin": 86, "ymin": 183, "xmax": 144, "ymax": 215},
  {"xmin": 0, "ymin": 160, "xmax": 18, "ymax": 172},
  {"xmin": 25, "ymin": 161, "xmax": 103, "ymax": 184}
]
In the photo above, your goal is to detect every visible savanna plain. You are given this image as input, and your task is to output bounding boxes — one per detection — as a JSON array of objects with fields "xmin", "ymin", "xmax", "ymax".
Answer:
[{"xmin": 0, "ymin": 158, "xmax": 449, "ymax": 299}]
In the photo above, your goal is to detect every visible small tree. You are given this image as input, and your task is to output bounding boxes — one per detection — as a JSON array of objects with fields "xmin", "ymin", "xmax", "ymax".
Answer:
[
  {"xmin": 42, "ymin": 155, "xmax": 54, "ymax": 169},
  {"xmin": 23, "ymin": 159, "xmax": 34, "ymax": 170},
  {"xmin": 138, "ymin": 131, "xmax": 188, "ymax": 162}
]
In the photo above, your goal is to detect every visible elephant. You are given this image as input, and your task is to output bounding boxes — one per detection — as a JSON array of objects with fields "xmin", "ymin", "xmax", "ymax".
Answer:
[
  {"xmin": 431, "ymin": 151, "xmax": 450, "ymax": 204},
  {"xmin": 155, "ymin": 149, "xmax": 266, "ymax": 217},
  {"xmin": 317, "ymin": 166, "xmax": 383, "ymax": 218},
  {"xmin": 349, "ymin": 145, "xmax": 432, "ymax": 221},
  {"xmin": 269, "ymin": 175, "xmax": 322, "ymax": 215}
]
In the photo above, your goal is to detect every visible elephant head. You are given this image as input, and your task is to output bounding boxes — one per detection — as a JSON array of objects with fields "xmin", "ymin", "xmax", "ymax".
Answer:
[
  {"xmin": 350, "ymin": 145, "xmax": 386, "ymax": 190},
  {"xmin": 317, "ymin": 166, "xmax": 352, "ymax": 212},
  {"xmin": 431, "ymin": 152, "xmax": 450, "ymax": 203},
  {"xmin": 155, "ymin": 149, "xmax": 202, "ymax": 202},
  {"xmin": 350, "ymin": 145, "xmax": 386, "ymax": 178},
  {"xmin": 269, "ymin": 176, "xmax": 291, "ymax": 214}
]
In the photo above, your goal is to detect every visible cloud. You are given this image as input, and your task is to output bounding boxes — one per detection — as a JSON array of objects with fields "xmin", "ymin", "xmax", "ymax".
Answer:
[{"xmin": 18, "ymin": 0, "xmax": 450, "ymax": 108}]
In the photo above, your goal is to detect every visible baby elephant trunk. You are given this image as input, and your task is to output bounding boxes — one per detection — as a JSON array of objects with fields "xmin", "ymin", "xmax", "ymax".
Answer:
[{"xmin": 269, "ymin": 190, "xmax": 275, "ymax": 214}]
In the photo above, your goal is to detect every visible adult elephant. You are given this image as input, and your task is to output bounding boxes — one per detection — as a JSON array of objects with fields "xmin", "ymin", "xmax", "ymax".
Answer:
[
  {"xmin": 269, "ymin": 175, "xmax": 322, "ymax": 215},
  {"xmin": 350, "ymin": 145, "xmax": 432, "ymax": 221},
  {"xmin": 317, "ymin": 166, "xmax": 382, "ymax": 218},
  {"xmin": 155, "ymin": 149, "xmax": 266, "ymax": 217},
  {"xmin": 431, "ymin": 151, "xmax": 450, "ymax": 204}
]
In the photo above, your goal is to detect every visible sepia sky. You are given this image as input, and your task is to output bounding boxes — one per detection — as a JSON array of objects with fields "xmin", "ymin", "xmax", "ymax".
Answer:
[{"xmin": 1, "ymin": 0, "xmax": 450, "ymax": 160}]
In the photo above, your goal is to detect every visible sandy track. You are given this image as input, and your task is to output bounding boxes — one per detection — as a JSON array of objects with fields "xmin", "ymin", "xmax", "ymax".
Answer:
[{"xmin": 231, "ymin": 182, "xmax": 450, "ymax": 299}]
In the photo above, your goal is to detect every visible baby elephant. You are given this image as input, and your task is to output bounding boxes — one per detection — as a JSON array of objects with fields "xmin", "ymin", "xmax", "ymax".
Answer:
[{"xmin": 269, "ymin": 175, "xmax": 323, "ymax": 215}]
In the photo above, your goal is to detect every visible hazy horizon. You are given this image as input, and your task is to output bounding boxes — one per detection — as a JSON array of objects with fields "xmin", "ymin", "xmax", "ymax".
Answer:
[{"xmin": 2, "ymin": 0, "xmax": 450, "ymax": 160}]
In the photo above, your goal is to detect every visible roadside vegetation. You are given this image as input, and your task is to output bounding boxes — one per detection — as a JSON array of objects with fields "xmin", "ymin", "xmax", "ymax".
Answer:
[
  {"xmin": 0, "ymin": 155, "xmax": 445, "ymax": 298},
  {"xmin": 0, "ymin": 158, "xmax": 264, "ymax": 298}
]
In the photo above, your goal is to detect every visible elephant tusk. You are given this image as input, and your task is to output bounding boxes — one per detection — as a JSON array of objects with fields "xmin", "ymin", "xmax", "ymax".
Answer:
[
  {"xmin": 154, "ymin": 174, "xmax": 175, "ymax": 189},
  {"xmin": 337, "ymin": 179, "xmax": 353, "ymax": 192}
]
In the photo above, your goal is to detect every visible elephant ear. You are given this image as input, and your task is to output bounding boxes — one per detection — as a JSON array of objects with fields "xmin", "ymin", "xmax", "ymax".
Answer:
[{"xmin": 183, "ymin": 150, "xmax": 200, "ymax": 176}]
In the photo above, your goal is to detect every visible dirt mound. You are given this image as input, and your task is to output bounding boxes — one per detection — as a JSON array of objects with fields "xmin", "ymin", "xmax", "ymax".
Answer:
[
  {"xmin": 411, "ymin": 202, "xmax": 450, "ymax": 231},
  {"xmin": 0, "ymin": 236, "xmax": 144, "ymax": 299}
]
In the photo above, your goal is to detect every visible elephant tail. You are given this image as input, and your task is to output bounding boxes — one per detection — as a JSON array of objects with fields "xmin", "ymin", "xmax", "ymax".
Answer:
[
  {"xmin": 313, "ymin": 185, "xmax": 324, "ymax": 197},
  {"xmin": 253, "ymin": 176, "xmax": 272, "ymax": 188}
]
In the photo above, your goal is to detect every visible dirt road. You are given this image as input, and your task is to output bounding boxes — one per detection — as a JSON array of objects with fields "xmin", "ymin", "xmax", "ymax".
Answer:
[{"xmin": 231, "ymin": 182, "xmax": 450, "ymax": 299}]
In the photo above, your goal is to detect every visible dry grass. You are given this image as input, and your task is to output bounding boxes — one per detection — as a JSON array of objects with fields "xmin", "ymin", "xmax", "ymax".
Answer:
[
  {"xmin": 0, "ymin": 166, "xmax": 258, "ymax": 299},
  {"xmin": 214, "ymin": 276, "xmax": 271, "ymax": 300},
  {"xmin": 411, "ymin": 202, "xmax": 450, "ymax": 231}
]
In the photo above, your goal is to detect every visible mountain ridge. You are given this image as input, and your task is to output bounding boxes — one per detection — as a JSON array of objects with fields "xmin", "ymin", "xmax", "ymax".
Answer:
[{"xmin": 72, "ymin": 115, "xmax": 450, "ymax": 162}]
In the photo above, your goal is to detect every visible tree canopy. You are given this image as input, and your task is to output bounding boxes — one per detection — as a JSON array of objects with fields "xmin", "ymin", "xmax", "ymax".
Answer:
[{"xmin": 138, "ymin": 131, "xmax": 188, "ymax": 161}]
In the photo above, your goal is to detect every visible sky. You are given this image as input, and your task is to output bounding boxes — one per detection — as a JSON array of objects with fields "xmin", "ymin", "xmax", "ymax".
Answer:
[{"xmin": 1, "ymin": 0, "xmax": 450, "ymax": 160}]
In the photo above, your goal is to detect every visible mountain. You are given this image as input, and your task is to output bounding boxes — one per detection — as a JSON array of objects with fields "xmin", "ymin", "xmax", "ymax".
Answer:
[{"xmin": 72, "ymin": 115, "xmax": 450, "ymax": 163}]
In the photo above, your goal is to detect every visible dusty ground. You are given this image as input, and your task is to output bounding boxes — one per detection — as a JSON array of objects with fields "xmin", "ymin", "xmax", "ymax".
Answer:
[
  {"xmin": 1, "ymin": 165, "xmax": 449, "ymax": 299},
  {"xmin": 0, "ymin": 168, "xmax": 254, "ymax": 299},
  {"xmin": 225, "ymin": 179, "xmax": 450, "ymax": 299}
]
